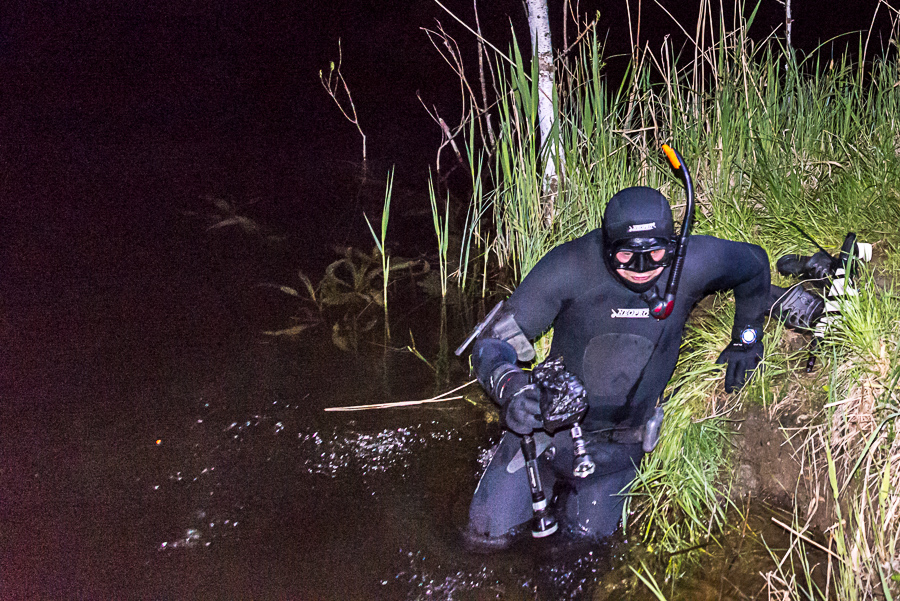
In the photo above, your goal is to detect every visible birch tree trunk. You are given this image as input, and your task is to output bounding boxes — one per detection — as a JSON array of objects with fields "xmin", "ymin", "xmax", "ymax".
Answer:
[
  {"xmin": 785, "ymin": 0, "xmax": 793, "ymax": 54},
  {"xmin": 526, "ymin": 0, "xmax": 561, "ymax": 227}
]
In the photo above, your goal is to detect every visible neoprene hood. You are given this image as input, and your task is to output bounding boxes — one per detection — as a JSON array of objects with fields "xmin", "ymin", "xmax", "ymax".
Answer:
[
  {"xmin": 602, "ymin": 187, "xmax": 675, "ymax": 292},
  {"xmin": 603, "ymin": 187, "xmax": 674, "ymax": 243}
]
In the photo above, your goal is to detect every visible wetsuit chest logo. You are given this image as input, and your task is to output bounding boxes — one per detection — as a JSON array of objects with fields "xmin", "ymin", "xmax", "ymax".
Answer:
[{"xmin": 611, "ymin": 307, "xmax": 650, "ymax": 318}]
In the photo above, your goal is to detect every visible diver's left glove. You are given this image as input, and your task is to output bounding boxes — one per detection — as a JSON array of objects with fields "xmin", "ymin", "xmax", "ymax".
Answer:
[{"xmin": 716, "ymin": 327, "xmax": 764, "ymax": 393}]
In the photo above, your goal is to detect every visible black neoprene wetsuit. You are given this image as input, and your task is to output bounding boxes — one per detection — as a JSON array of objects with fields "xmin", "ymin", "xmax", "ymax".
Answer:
[{"xmin": 465, "ymin": 230, "xmax": 770, "ymax": 546}]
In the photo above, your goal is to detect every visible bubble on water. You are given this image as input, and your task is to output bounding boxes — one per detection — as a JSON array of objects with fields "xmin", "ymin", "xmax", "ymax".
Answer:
[
  {"xmin": 185, "ymin": 528, "xmax": 201, "ymax": 545},
  {"xmin": 297, "ymin": 424, "xmax": 464, "ymax": 477},
  {"xmin": 156, "ymin": 400, "xmax": 469, "ymax": 559},
  {"xmin": 159, "ymin": 527, "xmax": 202, "ymax": 551},
  {"xmin": 535, "ymin": 549, "xmax": 613, "ymax": 598},
  {"xmin": 477, "ymin": 441, "xmax": 499, "ymax": 471},
  {"xmin": 392, "ymin": 548, "xmax": 516, "ymax": 600},
  {"xmin": 390, "ymin": 537, "xmax": 613, "ymax": 600}
]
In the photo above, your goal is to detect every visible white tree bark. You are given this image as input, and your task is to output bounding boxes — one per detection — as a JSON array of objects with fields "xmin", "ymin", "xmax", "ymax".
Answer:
[
  {"xmin": 526, "ymin": 0, "xmax": 560, "ymax": 226},
  {"xmin": 785, "ymin": 0, "xmax": 793, "ymax": 54}
]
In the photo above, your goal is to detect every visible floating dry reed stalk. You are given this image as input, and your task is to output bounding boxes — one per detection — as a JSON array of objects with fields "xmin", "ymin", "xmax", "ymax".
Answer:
[
  {"xmin": 324, "ymin": 380, "xmax": 476, "ymax": 412},
  {"xmin": 324, "ymin": 396, "xmax": 463, "ymax": 412}
]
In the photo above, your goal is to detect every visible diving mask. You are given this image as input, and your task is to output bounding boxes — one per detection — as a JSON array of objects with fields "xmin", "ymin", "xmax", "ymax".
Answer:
[{"xmin": 608, "ymin": 237, "xmax": 675, "ymax": 272}]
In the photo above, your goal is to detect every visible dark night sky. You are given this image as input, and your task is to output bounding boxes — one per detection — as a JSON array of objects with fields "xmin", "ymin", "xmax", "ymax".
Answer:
[{"xmin": 1, "ymin": 0, "xmax": 890, "ymax": 181}]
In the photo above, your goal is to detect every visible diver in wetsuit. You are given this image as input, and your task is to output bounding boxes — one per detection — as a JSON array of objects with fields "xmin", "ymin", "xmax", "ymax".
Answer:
[{"xmin": 462, "ymin": 186, "xmax": 771, "ymax": 551}]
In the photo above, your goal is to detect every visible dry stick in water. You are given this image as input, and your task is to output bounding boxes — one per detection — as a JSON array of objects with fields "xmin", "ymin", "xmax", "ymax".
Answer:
[
  {"xmin": 770, "ymin": 517, "xmax": 851, "ymax": 566},
  {"xmin": 324, "ymin": 380, "xmax": 477, "ymax": 412}
]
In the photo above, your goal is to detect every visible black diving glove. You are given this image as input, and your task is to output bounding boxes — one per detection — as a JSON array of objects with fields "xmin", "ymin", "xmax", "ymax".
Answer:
[
  {"xmin": 500, "ymin": 383, "xmax": 543, "ymax": 435},
  {"xmin": 716, "ymin": 332, "xmax": 764, "ymax": 393},
  {"xmin": 471, "ymin": 337, "xmax": 543, "ymax": 434}
]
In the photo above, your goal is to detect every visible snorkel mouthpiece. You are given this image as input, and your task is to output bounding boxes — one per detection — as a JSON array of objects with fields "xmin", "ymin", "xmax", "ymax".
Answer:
[{"xmin": 642, "ymin": 145, "xmax": 695, "ymax": 320}]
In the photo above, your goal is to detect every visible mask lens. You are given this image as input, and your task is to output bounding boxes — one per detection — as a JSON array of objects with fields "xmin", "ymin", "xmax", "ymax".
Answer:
[{"xmin": 610, "ymin": 238, "xmax": 673, "ymax": 271}]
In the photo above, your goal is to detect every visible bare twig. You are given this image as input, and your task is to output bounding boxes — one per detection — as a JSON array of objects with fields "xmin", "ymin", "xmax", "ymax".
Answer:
[
  {"xmin": 320, "ymin": 40, "xmax": 367, "ymax": 162},
  {"xmin": 420, "ymin": 20, "xmax": 500, "ymax": 173},
  {"xmin": 433, "ymin": 0, "xmax": 515, "ymax": 68},
  {"xmin": 417, "ymin": 92, "xmax": 465, "ymax": 175},
  {"xmin": 561, "ymin": 16, "xmax": 598, "ymax": 57},
  {"xmin": 473, "ymin": 0, "xmax": 496, "ymax": 147}
]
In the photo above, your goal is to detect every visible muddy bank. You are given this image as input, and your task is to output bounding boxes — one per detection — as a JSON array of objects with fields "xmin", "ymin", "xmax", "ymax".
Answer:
[
  {"xmin": 729, "ymin": 372, "xmax": 862, "ymax": 545},
  {"xmin": 731, "ymin": 404, "xmax": 810, "ymax": 509}
]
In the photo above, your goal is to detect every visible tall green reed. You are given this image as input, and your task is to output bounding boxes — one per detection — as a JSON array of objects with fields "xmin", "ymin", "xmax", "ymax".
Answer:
[
  {"xmin": 364, "ymin": 168, "xmax": 394, "ymax": 337},
  {"xmin": 427, "ymin": 173, "xmax": 451, "ymax": 299}
]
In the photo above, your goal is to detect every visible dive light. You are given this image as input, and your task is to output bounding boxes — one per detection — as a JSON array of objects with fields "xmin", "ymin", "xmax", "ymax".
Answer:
[
  {"xmin": 642, "ymin": 144, "xmax": 696, "ymax": 320},
  {"xmin": 521, "ymin": 432, "xmax": 558, "ymax": 537}
]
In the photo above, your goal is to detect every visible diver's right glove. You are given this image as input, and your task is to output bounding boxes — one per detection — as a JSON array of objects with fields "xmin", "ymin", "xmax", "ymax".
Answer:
[
  {"xmin": 472, "ymin": 337, "xmax": 543, "ymax": 434},
  {"xmin": 500, "ymin": 383, "xmax": 543, "ymax": 435}
]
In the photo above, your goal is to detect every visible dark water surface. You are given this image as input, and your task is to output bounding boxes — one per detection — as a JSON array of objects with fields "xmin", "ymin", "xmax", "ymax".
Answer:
[
  {"xmin": 0, "ymin": 58, "xmax": 622, "ymax": 596},
  {"xmin": 0, "ymin": 5, "xmax": 604, "ymax": 596},
  {"xmin": 0, "ymin": 119, "xmax": 622, "ymax": 596},
  {"xmin": 0, "ymin": 106, "xmax": 796, "ymax": 596}
]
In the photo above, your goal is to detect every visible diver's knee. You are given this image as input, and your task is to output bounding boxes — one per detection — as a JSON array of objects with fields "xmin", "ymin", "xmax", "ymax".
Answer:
[
  {"xmin": 564, "ymin": 514, "xmax": 622, "ymax": 540},
  {"xmin": 460, "ymin": 522, "xmax": 529, "ymax": 553}
]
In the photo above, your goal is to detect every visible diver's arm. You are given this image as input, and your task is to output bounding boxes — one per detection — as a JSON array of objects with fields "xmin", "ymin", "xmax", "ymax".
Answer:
[
  {"xmin": 695, "ymin": 236, "xmax": 771, "ymax": 336},
  {"xmin": 471, "ymin": 243, "xmax": 575, "ymax": 398},
  {"xmin": 471, "ymin": 338, "xmax": 542, "ymax": 434},
  {"xmin": 472, "ymin": 240, "xmax": 579, "ymax": 376},
  {"xmin": 472, "ymin": 338, "xmax": 528, "ymax": 402},
  {"xmin": 727, "ymin": 242, "xmax": 771, "ymax": 338},
  {"xmin": 470, "ymin": 243, "xmax": 577, "ymax": 427},
  {"xmin": 694, "ymin": 236, "xmax": 771, "ymax": 392},
  {"xmin": 504, "ymin": 243, "xmax": 579, "ymax": 339}
]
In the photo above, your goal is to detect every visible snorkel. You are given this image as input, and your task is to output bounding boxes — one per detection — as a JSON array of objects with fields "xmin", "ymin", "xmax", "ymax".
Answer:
[{"xmin": 641, "ymin": 144, "xmax": 696, "ymax": 319}]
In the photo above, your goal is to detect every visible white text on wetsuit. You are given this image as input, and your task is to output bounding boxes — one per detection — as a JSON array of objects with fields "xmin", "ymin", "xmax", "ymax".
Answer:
[{"xmin": 611, "ymin": 308, "xmax": 650, "ymax": 318}]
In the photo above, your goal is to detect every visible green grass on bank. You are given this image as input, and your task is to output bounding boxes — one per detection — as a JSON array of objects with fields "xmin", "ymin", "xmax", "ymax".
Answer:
[{"xmin": 445, "ymin": 2, "xmax": 900, "ymax": 597}]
